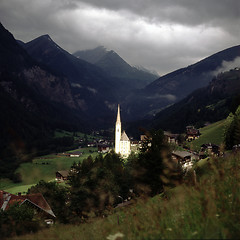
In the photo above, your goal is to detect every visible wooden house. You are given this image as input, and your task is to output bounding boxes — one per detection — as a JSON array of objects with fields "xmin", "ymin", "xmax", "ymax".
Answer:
[
  {"xmin": 98, "ymin": 144, "xmax": 110, "ymax": 153},
  {"xmin": 200, "ymin": 143, "xmax": 220, "ymax": 156},
  {"xmin": 186, "ymin": 126, "xmax": 200, "ymax": 141},
  {"xmin": 56, "ymin": 170, "xmax": 69, "ymax": 181},
  {"xmin": 164, "ymin": 131, "xmax": 179, "ymax": 144},
  {"xmin": 70, "ymin": 151, "xmax": 82, "ymax": 157}
]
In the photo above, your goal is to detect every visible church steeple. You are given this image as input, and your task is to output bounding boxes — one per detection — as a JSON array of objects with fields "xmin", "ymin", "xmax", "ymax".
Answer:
[
  {"xmin": 116, "ymin": 104, "xmax": 121, "ymax": 124},
  {"xmin": 115, "ymin": 104, "xmax": 121, "ymax": 154}
]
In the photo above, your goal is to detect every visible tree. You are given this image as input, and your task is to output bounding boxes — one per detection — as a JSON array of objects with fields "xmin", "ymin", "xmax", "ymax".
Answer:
[
  {"xmin": 0, "ymin": 203, "xmax": 40, "ymax": 238},
  {"xmin": 68, "ymin": 151, "xmax": 131, "ymax": 219},
  {"xmin": 129, "ymin": 129, "xmax": 173, "ymax": 196},
  {"xmin": 28, "ymin": 180, "xmax": 69, "ymax": 223},
  {"xmin": 225, "ymin": 105, "xmax": 240, "ymax": 149}
]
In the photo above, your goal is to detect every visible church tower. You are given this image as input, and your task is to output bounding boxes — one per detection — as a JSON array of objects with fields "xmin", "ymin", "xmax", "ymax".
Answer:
[{"xmin": 115, "ymin": 104, "xmax": 121, "ymax": 154}]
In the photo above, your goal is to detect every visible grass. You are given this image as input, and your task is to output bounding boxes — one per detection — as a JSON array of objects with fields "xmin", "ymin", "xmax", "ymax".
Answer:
[
  {"xmin": 54, "ymin": 129, "xmax": 103, "ymax": 141},
  {"xmin": 1, "ymin": 148, "xmax": 99, "ymax": 194},
  {"xmin": 187, "ymin": 120, "xmax": 226, "ymax": 151},
  {"xmin": 10, "ymin": 152, "xmax": 240, "ymax": 240}
]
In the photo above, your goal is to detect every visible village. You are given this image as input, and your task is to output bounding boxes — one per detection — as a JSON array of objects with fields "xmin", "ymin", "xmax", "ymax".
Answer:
[{"xmin": 1, "ymin": 105, "xmax": 240, "ymax": 227}]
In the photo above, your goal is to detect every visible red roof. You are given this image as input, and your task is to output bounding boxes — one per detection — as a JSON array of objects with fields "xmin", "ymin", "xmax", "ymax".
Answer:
[{"xmin": 0, "ymin": 190, "xmax": 55, "ymax": 217}]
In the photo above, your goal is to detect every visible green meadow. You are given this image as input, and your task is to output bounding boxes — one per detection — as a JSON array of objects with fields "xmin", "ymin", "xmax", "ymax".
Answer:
[
  {"xmin": 1, "ymin": 147, "xmax": 99, "ymax": 194},
  {"xmin": 187, "ymin": 120, "xmax": 226, "ymax": 151}
]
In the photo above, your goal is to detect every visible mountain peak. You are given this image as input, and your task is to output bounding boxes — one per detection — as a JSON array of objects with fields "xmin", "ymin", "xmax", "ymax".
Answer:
[{"xmin": 37, "ymin": 34, "xmax": 53, "ymax": 42}]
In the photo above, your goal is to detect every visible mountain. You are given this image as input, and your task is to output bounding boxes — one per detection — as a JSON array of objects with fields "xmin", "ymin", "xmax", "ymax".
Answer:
[
  {"xmin": 124, "ymin": 45, "xmax": 240, "ymax": 120},
  {"xmin": 0, "ymin": 22, "xmax": 89, "ymax": 179},
  {"xmin": 23, "ymin": 36, "xmax": 117, "ymax": 120},
  {"xmin": 74, "ymin": 46, "xmax": 158, "ymax": 90},
  {"xmin": 151, "ymin": 68, "xmax": 240, "ymax": 133}
]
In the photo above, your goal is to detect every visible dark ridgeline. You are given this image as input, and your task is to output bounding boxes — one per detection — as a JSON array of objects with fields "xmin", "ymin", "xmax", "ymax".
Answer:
[
  {"xmin": 74, "ymin": 46, "xmax": 158, "ymax": 91},
  {"xmin": 151, "ymin": 68, "xmax": 240, "ymax": 132},
  {"xmin": 123, "ymin": 45, "xmax": 240, "ymax": 121}
]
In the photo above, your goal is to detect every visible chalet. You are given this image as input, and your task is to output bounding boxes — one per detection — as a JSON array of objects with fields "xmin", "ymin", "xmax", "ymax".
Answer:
[
  {"xmin": 172, "ymin": 150, "xmax": 196, "ymax": 171},
  {"xmin": 233, "ymin": 144, "xmax": 240, "ymax": 152},
  {"xmin": 98, "ymin": 144, "xmax": 110, "ymax": 153},
  {"xmin": 186, "ymin": 126, "xmax": 200, "ymax": 141},
  {"xmin": 56, "ymin": 170, "xmax": 69, "ymax": 181},
  {"xmin": 0, "ymin": 191, "xmax": 56, "ymax": 219},
  {"xmin": 172, "ymin": 150, "xmax": 193, "ymax": 164},
  {"xmin": 200, "ymin": 143, "xmax": 220, "ymax": 156},
  {"xmin": 70, "ymin": 151, "xmax": 82, "ymax": 157},
  {"xmin": 164, "ymin": 131, "xmax": 179, "ymax": 145}
]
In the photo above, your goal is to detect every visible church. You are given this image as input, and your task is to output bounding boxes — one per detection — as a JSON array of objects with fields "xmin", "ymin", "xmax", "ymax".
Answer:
[{"xmin": 115, "ymin": 105, "xmax": 131, "ymax": 158}]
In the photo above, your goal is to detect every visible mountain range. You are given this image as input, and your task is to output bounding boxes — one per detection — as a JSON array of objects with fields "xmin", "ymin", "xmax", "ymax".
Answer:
[
  {"xmin": 123, "ymin": 45, "xmax": 240, "ymax": 120},
  {"xmin": 1, "ymin": 21, "xmax": 240, "ymax": 177},
  {"xmin": 151, "ymin": 68, "xmax": 240, "ymax": 133},
  {"xmin": 74, "ymin": 46, "xmax": 158, "ymax": 90}
]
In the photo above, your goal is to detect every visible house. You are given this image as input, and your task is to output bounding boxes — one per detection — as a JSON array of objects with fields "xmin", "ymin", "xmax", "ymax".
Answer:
[
  {"xmin": 70, "ymin": 151, "xmax": 82, "ymax": 157},
  {"xmin": 233, "ymin": 144, "xmax": 240, "ymax": 152},
  {"xmin": 186, "ymin": 126, "xmax": 200, "ymax": 141},
  {"xmin": 164, "ymin": 131, "xmax": 179, "ymax": 145},
  {"xmin": 172, "ymin": 150, "xmax": 193, "ymax": 164},
  {"xmin": 200, "ymin": 143, "xmax": 220, "ymax": 156},
  {"xmin": 98, "ymin": 144, "xmax": 110, "ymax": 153},
  {"xmin": 0, "ymin": 191, "xmax": 56, "ymax": 219},
  {"xmin": 172, "ymin": 150, "xmax": 196, "ymax": 171},
  {"xmin": 56, "ymin": 170, "xmax": 69, "ymax": 181}
]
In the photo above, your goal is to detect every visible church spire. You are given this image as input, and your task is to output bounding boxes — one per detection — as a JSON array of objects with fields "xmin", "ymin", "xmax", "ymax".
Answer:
[{"xmin": 116, "ymin": 104, "xmax": 121, "ymax": 123}]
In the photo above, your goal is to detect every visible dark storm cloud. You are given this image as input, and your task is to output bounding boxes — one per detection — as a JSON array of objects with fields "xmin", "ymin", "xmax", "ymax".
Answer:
[{"xmin": 0, "ymin": 0, "xmax": 240, "ymax": 75}]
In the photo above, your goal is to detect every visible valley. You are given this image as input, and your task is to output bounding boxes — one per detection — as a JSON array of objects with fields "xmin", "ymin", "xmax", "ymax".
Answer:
[{"xmin": 1, "ymin": 17, "xmax": 240, "ymax": 240}]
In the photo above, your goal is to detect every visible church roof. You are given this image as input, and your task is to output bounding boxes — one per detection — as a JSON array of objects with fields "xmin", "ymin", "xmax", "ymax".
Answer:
[
  {"xmin": 121, "ymin": 131, "xmax": 130, "ymax": 141},
  {"xmin": 116, "ymin": 104, "xmax": 121, "ymax": 123}
]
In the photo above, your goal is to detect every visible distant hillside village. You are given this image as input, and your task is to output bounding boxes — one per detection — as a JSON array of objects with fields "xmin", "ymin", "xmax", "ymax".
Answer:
[{"xmin": 54, "ymin": 105, "xmax": 233, "ymax": 183}]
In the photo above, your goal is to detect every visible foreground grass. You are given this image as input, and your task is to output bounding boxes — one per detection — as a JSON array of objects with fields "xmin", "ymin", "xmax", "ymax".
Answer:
[
  {"xmin": 187, "ymin": 120, "xmax": 226, "ymax": 151},
  {"xmin": 11, "ymin": 153, "xmax": 240, "ymax": 240}
]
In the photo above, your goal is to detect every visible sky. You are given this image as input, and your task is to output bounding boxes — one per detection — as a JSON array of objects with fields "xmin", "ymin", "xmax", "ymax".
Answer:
[{"xmin": 1, "ymin": 0, "xmax": 240, "ymax": 75}]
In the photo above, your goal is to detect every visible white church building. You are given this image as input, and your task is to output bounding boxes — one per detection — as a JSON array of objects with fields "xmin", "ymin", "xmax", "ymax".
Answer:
[{"xmin": 115, "ymin": 105, "xmax": 131, "ymax": 158}]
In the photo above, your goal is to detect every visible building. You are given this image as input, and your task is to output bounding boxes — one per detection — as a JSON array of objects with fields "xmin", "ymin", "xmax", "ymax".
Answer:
[
  {"xmin": 0, "ymin": 191, "xmax": 56, "ymax": 219},
  {"xmin": 70, "ymin": 151, "xmax": 82, "ymax": 157},
  {"xmin": 164, "ymin": 131, "xmax": 179, "ymax": 145},
  {"xmin": 98, "ymin": 143, "xmax": 110, "ymax": 153},
  {"xmin": 56, "ymin": 170, "xmax": 69, "ymax": 181},
  {"xmin": 115, "ymin": 105, "xmax": 131, "ymax": 158},
  {"xmin": 186, "ymin": 126, "xmax": 200, "ymax": 141}
]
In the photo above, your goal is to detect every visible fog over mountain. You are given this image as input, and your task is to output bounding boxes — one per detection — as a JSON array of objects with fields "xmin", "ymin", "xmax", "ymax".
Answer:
[{"xmin": 1, "ymin": 0, "xmax": 240, "ymax": 75}]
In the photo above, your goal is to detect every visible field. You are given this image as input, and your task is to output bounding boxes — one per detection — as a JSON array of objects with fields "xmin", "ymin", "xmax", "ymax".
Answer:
[
  {"xmin": 11, "ymin": 152, "xmax": 240, "ymax": 240},
  {"xmin": 1, "ymin": 147, "xmax": 99, "ymax": 194},
  {"xmin": 187, "ymin": 120, "xmax": 226, "ymax": 151}
]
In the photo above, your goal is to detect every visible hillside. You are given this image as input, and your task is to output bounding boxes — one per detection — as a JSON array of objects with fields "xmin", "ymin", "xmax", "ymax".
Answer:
[
  {"xmin": 151, "ymin": 68, "xmax": 240, "ymax": 133},
  {"xmin": 123, "ymin": 45, "xmax": 240, "ymax": 120},
  {"xmin": 0, "ymin": 23, "xmax": 90, "ymax": 179},
  {"xmin": 23, "ymin": 36, "xmax": 118, "ymax": 121},
  {"xmin": 10, "ymin": 152, "xmax": 240, "ymax": 240},
  {"xmin": 187, "ymin": 120, "xmax": 226, "ymax": 151}
]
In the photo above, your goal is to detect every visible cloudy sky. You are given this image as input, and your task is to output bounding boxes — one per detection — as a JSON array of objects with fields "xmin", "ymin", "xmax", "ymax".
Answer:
[{"xmin": 1, "ymin": 0, "xmax": 240, "ymax": 75}]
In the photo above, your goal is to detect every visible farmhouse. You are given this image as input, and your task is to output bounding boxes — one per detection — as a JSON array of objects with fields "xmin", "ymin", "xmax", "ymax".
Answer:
[
  {"xmin": 186, "ymin": 126, "xmax": 200, "ymax": 141},
  {"xmin": 98, "ymin": 143, "xmax": 110, "ymax": 153},
  {"xmin": 164, "ymin": 131, "xmax": 179, "ymax": 144},
  {"xmin": 56, "ymin": 170, "xmax": 69, "ymax": 181},
  {"xmin": 172, "ymin": 150, "xmax": 195, "ymax": 170},
  {"xmin": 200, "ymin": 143, "xmax": 220, "ymax": 156},
  {"xmin": 70, "ymin": 151, "xmax": 82, "ymax": 157},
  {"xmin": 0, "ymin": 191, "xmax": 56, "ymax": 219}
]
